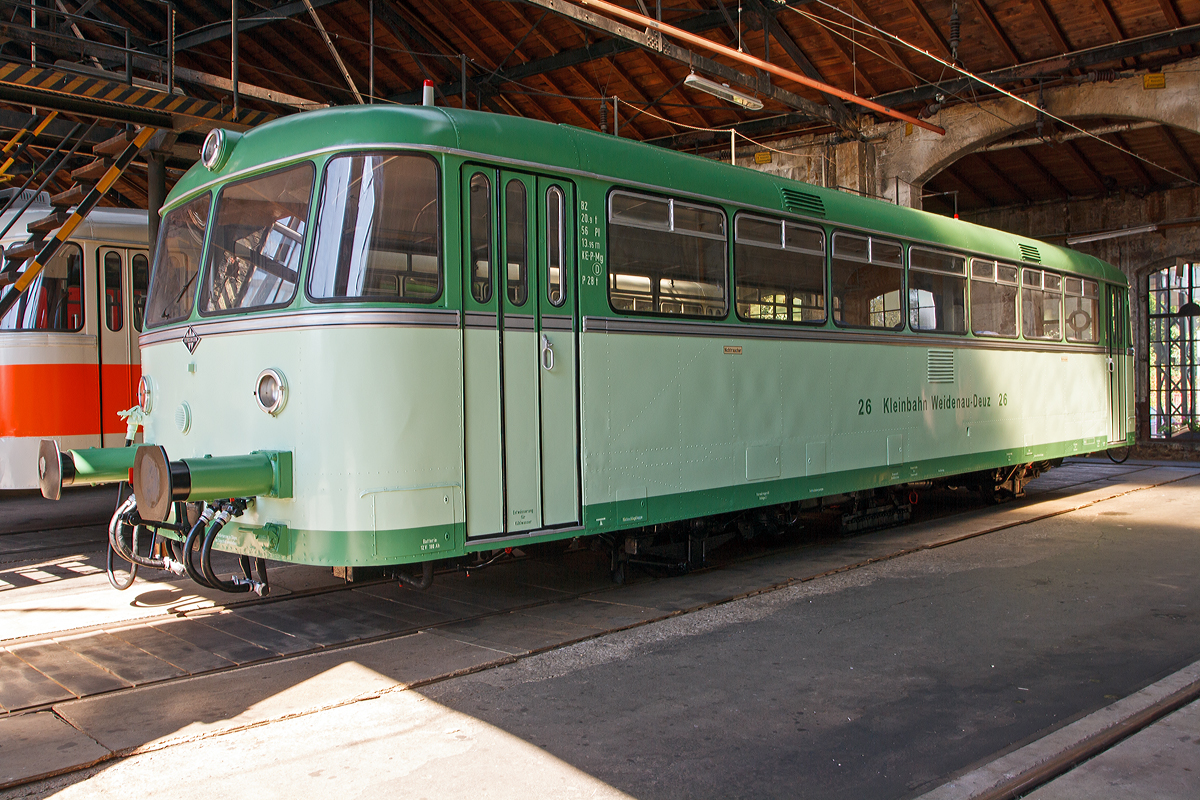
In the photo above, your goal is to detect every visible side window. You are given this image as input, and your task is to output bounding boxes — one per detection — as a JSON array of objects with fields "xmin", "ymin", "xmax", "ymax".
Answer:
[
  {"xmin": 144, "ymin": 193, "xmax": 210, "ymax": 328},
  {"xmin": 505, "ymin": 179, "xmax": 528, "ymax": 306},
  {"xmin": 103, "ymin": 251, "xmax": 124, "ymax": 332},
  {"xmin": 469, "ymin": 172, "xmax": 492, "ymax": 304},
  {"xmin": 307, "ymin": 153, "xmax": 441, "ymax": 303},
  {"xmin": 970, "ymin": 259, "xmax": 1018, "ymax": 338},
  {"xmin": 607, "ymin": 190, "xmax": 727, "ymax": 317},
  {"xmin": 1065, "ymin": 276, "xmax": 1099, "ymax": 343},
  {"xmin": 831, "ymin": 232, "xmax": 903, "ymax": 329},
  {"xmin": 131, "ymin": 253, "xmax": 149, "ymax": 332},
  {"xmin": 199, "ymin": 163, "xmax": 313, "ymax": 315},
  {"xmin": 0, "ymin": 243, "xmax": 84, "ymax": 331},
  {"xmin": 1022, "ymin": 268, "xmax": 1062, "ymax": 340},
  {"xmin": 734, "ymin": 214, "xmax": 825, "ymax": 323},
  {"xmin": 546, "ymin": 186, "xmax": 566, "ymax": 306},
  {"xmin": 908, "ymin": 247, "xmax": 966, "ymax": 334}
]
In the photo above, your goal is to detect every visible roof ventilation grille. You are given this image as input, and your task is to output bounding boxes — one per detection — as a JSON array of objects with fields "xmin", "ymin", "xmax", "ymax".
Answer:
[
  {"xmin": 1019, "ymin": 244, "xmax": 1041, "ymax": 263},
  {"xmin": 780, "ymin": 188, "xmax": 826, "ymax": 218},
  {"xmin": 927, "ymin": 349, "xmax": 955, "ymax": 384}
]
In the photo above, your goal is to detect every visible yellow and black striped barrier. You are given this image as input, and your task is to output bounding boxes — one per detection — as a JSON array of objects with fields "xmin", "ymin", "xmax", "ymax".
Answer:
[
  {"xmin": 0, "ymin": 63, "xmax": 274, "ymax": 130},
  {"xmin": 0, "ymin": 126, "xmax": 156, "ymax": 318},
  {"xmin": 0, "ymin": 111, "xmax": 58, "ymax": 180}
]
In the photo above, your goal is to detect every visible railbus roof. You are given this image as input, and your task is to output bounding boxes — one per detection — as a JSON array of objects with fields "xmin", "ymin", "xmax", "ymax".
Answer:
[{"xmin": 167, "ymin": 105, "xmax": 1125, "ymax": 287}]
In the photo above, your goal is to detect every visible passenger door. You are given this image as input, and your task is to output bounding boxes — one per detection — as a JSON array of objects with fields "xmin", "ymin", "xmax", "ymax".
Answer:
[
  {"xmin": 461, "ymin": 166, "xmax": 580, "ymax": 538},
  {"xmin": 97, "ymin": 247, "xmax": 146, "ymax": 446},
  {"xmin": 1106, "ymin": 283, "xmax": 1129, "ymax": 444}
]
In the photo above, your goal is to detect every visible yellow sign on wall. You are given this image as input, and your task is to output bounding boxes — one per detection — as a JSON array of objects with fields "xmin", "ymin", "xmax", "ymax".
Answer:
[
  {"xmin": 1144, "ymin": 73, "xmax": 1166, "ymax": 90},
  {"xmin": 754, "ymin": 151, "xmax": 772, "ymax": 165}
]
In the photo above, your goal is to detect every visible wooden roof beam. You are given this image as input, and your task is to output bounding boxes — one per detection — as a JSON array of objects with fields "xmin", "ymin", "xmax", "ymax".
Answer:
[
  {"xmin": 965, "ymin": 0, "xmax": 1020, "ymax": 65},
  {"xmin": 873, "ymin": 23, "xmax": 1200, "ymax": 109},
  {"xmin": 1028, "ymin": 0, "xmax": 1072, "ymax": 54},
  {"xmin": 1105, "ymin": 132, "xmax": 1157, "ymax": 188},
  {"xmin": 975, "ymin": 152, "xmax": 1034, "ymax": 203},
  {"xmin": 1158, "ymin": 126, "xmax": 1200, "ymax": 183},
  {"xmin": 749, "ymin": 0, "xmax": 851, "ymax": 122},
  {"xmin": 1063, "ymin": 140, "xmax": 1110, "ymax": 194},
  {"xmin": 520, "ymin": 0, "xmax": 845, "ymax": 129},
  {"xmin": 1017, "ymin": 147, "xmax": 1072, "ymax": 199}
]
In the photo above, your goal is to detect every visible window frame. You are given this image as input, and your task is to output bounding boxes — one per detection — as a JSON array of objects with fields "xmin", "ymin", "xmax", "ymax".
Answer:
[
  {"xmin": 968, "ymin": 257, "xmax": 1020, "ymax": 339},
  {"xmin": 605, "ymin": 188, "xmax": 729, "ymax": 319},
  {"xmin": 143, "ymin": 192, "xmax": 212, "ymax": 329},
  {"xmin": 907, "ymin": 245, "xmax": 967, "ymax": 335},
  {"xmin": 1020, "ymin": 266, "xmax": 1064, "ymax": 341},
  {"xmin": 830, "ymin": 230, "xmax": 905, "ymax": 331},
  {"xmin": 733, "ymin": 211, "xmax": 826, "ymax": 325},
  {"xmin": 198, "ymin": 161, "xmax": 316, "ymax": 317},
  {"xmin": 304, "ymin": 150, "xmax": 444, "ymax": 306}
]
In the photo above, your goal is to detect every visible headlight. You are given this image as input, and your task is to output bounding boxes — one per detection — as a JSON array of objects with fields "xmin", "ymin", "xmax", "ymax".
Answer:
[
  {"xmin": 200, "ymin": 128, "xmax": 240, "ymax": 171},
  {"xmin": 137, "ymin": 376, "xmax": 153, "ymax": 412},
  {"xmin": 255, "ymin": 369, "xmax": 287, "ymax": 416}
]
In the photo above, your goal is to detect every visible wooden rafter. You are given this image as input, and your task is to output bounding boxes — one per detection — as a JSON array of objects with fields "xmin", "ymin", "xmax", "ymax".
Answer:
[{"xmin": 965, "ymin": 0, "xmax": 1020, "ymax": 65}]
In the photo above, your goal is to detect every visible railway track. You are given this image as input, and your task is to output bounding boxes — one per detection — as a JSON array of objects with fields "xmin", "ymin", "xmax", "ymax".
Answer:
[
  {"xmin": 0, "ymin": 460, "xmax": 1191, "ymax": 720},
  {"xmin": 1, "ymin": 459, "xmax": 1198, "ymax": 794}
]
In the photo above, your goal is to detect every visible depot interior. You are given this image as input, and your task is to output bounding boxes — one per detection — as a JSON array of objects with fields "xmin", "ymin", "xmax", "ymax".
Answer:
[{"xmin": 0, "ymin": 0, "xmax": 1197, "ymax": 452}]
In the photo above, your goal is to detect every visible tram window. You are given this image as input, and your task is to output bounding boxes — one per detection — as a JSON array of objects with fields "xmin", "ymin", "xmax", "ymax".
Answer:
[
  {"xmin": 467, "ymin": 173, "xmax": 493, "ymax": 304},
  {"xmin": 0, "ymin": 243, "xmax": 83, "ymax": 332},
  {"xmin": 831, "ymin": 232, "xmax": 903, "ymax": 329},
  {"xmin": 1021, "ymin": 267, "xmax": 1062, "ymax": 340},
  {"xmin": 145, "ymin": 193, "xmax": 210, "ymax": 328},
  {"xmin": 131, "ymin": 253, "xmax": 149, "ymax": 332},
  {"xmin": 734, "ymin": 213, "xmax": 825, "ymax": 323},
  {"xmin": 309, "ymin": 153, "xmax": 442, "ymax": 304},
  {"xmin": 908, "ymin": 247, "xmax": 966, "ymax": 334},
  {"xmin": 1064, "ymin": 276, "xmax": 1099, "ymax": 343},
  {"xmin": 969, "ymin": 259, "xmax": 1018, "ymax": 338},
  {"xmin": 104, "ymin": 251, "xmax": 123, "ymax": 332},
  {"xmin": 546, "ymin": 186, "xmax": 566, "ymax": 306},
  {"xmin": 200, "ymin": 162, "xmax": 313, "ymax": 315},
  {"xmin": 607, "ymin": 190, "xmax": 727, "ymax": 317},
  {"xmin": 505, "ymin": 180, "xmax": 528, "ymax": 306}
]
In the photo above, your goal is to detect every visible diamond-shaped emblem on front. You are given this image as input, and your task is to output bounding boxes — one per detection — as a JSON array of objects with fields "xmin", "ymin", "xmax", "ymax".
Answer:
[{"xmin": 182, "ymin": 326, "xmax": 200, "ymax": 354}]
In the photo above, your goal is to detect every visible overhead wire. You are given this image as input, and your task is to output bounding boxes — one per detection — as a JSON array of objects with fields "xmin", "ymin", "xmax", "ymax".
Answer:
[{"xmin": 795, "ymin": 1, "xmax": 1200, "ymax": 188}]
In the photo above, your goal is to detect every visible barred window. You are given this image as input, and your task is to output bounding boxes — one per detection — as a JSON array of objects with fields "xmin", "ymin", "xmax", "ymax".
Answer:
[
  {"xmin": 734, "ymin": 214, "xmax": 825, "ymax": 323},
  {"xmin": 607, "ymin": 191, "xmax": 727, "ymax": 317}
]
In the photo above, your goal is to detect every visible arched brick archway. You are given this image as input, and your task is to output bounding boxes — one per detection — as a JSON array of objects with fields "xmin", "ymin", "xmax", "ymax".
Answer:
[{"xmin": 877, "ymin": 57, "xmax": 1200, "ymax": 207}]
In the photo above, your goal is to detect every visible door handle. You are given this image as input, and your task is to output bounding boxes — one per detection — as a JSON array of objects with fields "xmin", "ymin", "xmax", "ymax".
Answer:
[{"xmin": 540, "ymin": 333, "xmax": 554, "ymax": 371}]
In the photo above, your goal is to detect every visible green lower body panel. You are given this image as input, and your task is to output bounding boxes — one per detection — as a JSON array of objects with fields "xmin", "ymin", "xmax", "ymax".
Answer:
[{"xmin": 192, "ymin": 435, "xmax": 1109, "ymax": 566}]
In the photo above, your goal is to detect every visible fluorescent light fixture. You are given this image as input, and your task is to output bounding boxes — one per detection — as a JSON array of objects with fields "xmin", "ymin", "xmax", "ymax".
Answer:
[
  {"xmin": 684, "ymin": 73, "xmax": 763, "ymax": 110},
  {"xmin": 1066, "ymin": 224, "xmax": 1158, "ymax": 245}
]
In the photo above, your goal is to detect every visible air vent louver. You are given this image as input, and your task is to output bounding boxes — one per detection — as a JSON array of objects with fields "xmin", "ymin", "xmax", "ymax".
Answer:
[
  {"xmin": 780, "ymin": 188, "xmax": 826, "ymax": 218},
  {"xmin": 927, "ymin": 349, "xmax": 955, "ymax": 384},
  {"xmin": 1019, "ymin": 244, "xmax": 1041, "ymax": 263}
]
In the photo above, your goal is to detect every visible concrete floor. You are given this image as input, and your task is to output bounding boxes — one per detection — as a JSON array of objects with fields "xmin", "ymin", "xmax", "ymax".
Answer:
[{"xmin": 2, "ymin": 461, "xmax": 1199, "ymax": 799}]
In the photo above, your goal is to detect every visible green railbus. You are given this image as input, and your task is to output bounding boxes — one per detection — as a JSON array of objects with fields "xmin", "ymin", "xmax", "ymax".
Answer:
[{"xmin": 37, "ymin": 105, "xmax": 1133, "ymax": 590}]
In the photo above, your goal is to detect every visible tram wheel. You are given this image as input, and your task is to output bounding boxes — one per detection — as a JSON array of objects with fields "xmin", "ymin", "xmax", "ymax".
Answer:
[
  {"xmin": 1106, "ymin": 446, "xmax": 1132, "ymax": 464},
  {"xmin": 106, "ymin": 543, "xmax": 137, "ymax": 590}
]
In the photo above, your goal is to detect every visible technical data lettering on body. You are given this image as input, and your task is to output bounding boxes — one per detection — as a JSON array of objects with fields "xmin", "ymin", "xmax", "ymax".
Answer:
[
  {"xmin": 857, "ymin": 392, "xmax": 1010, "ymax": 416},
  {"xmin": 579, "ymin": 200, "xmax": 603, "ymax": 287}
]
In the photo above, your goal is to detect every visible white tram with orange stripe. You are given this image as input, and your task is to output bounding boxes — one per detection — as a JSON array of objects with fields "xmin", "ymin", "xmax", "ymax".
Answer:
[{"xmin": 0, "ymin": 189, "xmax": 148, "ymax": 489}]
